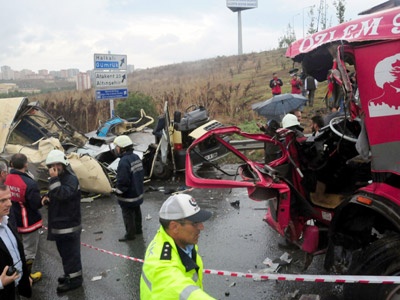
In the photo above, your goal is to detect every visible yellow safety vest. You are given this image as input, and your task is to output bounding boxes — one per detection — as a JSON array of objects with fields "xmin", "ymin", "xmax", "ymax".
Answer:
[{"xmin": 140, "ymin": 226, "xmax": 215, "ymax": 300}]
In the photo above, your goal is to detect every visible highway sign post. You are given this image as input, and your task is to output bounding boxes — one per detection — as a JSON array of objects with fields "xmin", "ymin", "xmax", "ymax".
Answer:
[
  {"xmin": 94, "ymin": 54, "xmax": 127, "ymax": 70},
  {"xmin": 95, "ymin": 88, "xmax": 128, "ymax": 100},
  {"xmin": 95, "ymin": 72, "xmax": 127, "ymax": 88},
  {"xmin": 94, "ymin": 53, "xmax": 128, "ymax": 117}
]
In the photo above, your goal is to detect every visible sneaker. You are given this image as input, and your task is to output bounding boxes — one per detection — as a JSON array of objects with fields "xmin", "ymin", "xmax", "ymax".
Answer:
[
  {"xmin": 30, "ymin": 271, "xmax": 42, "ymax": 283},
  {"xmin": 57, "ymin": 276, "xmax": 83, "ymax": 293}
]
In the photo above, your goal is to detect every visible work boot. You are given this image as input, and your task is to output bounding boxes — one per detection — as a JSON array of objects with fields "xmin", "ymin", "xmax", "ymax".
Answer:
[
  {"xmin": 30, "ymin": 271, "xmax": 42, "ymax": 283},
  {"xmin": 58, "ymin": 274, "xmax": 67, "ymax": 284},
  {"xmin": 118, "ymin": 235, "xmax": 135, "ymax": 242},
  {"xmin": 26, "ymin": 259, "xmax": 42, "ymax": 283},
  {"xmin": 57, "ymin": 275, "xmax": 83, "ymax": 293}
]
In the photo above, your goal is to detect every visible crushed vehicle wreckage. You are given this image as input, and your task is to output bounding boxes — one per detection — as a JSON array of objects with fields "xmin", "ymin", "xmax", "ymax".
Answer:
[
  {"xmin": 186, "ymin": 5, "xmax": 400, "ymax": 300},
  {"xmin": 0, "ymin": 97, "xmax": 228, "ymax": 195},
  {"xmin": 0, "ymin": 97, "xmax": 113, "ymax": 194},
  {"xmin": 78, "ymin": 101, "xmax": 228, "ymax": 181}
]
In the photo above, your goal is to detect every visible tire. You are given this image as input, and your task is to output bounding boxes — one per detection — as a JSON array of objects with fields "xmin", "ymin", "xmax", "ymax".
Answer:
[
  {"xmin": 344, "ymin": 233, "xmax": 400, "ymax": 300},
  {"xmin": 151, "ymin": 159, "xmax": 172, "ymax": 179}
]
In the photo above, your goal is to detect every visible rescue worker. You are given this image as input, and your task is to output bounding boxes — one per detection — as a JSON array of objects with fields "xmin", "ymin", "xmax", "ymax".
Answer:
[
  {"xmin": 282, "ymin": 113, "xmax": 307, "ymax": 143},
  {"xmin": 113, "ymin": 135, "xmax": 144, "ymax": 242},
  {"xmin": 140, "ymin": 194, "xmax": 215, "ymax": 299},
  {"xmin": 5, "ymin": 154, "xmax": 43, "ymax": 283},
  {"xmin": 42, "ymin": 150, "xmax": 83, "ymax": 293}
]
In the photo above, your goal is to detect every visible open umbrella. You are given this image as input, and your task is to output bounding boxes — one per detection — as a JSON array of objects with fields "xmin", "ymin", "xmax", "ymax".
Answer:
[{"xmin": 252, "ymin": 93, "xmax": 307, "ymax": 120}]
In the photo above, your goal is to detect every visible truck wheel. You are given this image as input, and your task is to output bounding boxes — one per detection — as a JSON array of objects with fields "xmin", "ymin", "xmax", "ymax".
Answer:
[
  {"xmin": 151, "ymin": 159, "xmax": 172, "ymax": 179},
  {"xmin": 344, "ymin": 233, "xmax": 400, "ymax": 300}
]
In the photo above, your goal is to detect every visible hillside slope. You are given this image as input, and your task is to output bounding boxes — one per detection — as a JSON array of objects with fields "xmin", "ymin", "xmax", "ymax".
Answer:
[{"xmin": 35, "ymin": 48, "xmax": 328, "ymax": 132}]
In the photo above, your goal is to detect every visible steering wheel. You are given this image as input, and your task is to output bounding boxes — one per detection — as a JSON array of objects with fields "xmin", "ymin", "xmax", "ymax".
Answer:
[
  {"xmin": 329, "ymin": 116, "xmax": 358, "ymax": 143},
  {"xmin": 185, "ymin": 104, "xmax": 198, "ymax": 112}
]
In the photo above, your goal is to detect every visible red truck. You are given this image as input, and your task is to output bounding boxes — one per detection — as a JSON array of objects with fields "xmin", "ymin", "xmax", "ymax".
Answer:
[{"xmin": 186, "ymin": 5, "xmax": 400, "ymax": 300}]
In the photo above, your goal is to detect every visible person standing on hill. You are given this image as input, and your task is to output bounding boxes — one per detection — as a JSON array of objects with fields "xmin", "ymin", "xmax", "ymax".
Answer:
[
  {"xmin": 305, "ymin": 75, "xmax": 318, "ymax": 107},
  {"xmin": 290, "ymin": 73, "xmax": 303, "ymax": 94},
  {"xmin": 269, "ymin": 73, "xmax": 283, "ymax": 96}
]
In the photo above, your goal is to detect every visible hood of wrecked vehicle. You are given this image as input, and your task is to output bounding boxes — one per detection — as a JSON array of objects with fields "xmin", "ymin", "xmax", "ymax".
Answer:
[{"xmin": 0, "ymin": 97, "xmax": 29, "ymax": 153}]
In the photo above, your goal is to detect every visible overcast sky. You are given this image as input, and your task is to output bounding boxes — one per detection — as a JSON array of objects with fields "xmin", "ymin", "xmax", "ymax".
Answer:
[{"xmin": 1, "ymin": 0, "xmax": 382, "ymax": 72}]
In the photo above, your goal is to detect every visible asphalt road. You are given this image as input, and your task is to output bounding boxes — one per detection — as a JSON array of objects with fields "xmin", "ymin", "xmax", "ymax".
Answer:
[{"xmin": 29, "ymin": 171, "xmax": 342, "ymax": 300}]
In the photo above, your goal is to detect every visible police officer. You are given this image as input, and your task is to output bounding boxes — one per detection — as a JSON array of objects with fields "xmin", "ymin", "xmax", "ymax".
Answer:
[
  {"xmin": 42, "ymin": 150, "xmax": 83, "ymax": 293},
  {"xmin": 113, "ymin": 135, "xmax": 144, "ymax": 242},
  {"xmin": 140, "ymin": 194, "xmax": 215, "ymax": 299}
]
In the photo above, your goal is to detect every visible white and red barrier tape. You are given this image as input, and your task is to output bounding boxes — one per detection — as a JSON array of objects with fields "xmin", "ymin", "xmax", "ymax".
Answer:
[
  {"xmin": 41, "ymin": 227, "xmax": 400, "ymax": 284},
  {"xmin": 80, "ymin": 242, "xmax": 400, "ymax": 284}
]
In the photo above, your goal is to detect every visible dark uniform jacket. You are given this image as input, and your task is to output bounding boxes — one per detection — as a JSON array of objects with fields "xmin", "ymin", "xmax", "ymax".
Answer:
[
  {"xmin": 0, "ymin": 219, "xmax": 32, "ymax": 299},
  {"xmin": 115, "ymin": 150, "xmax": 144, "ymax": 208},
  {"xmin": 5, "ymin": 170, "xmax": 43, "ymax": 233},
  {"xmin": 47, "ymin": 167, "xmax": 81, "ymax": 240}
]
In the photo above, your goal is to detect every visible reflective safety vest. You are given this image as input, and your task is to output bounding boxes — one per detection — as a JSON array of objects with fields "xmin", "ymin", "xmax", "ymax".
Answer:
[{"xmin": 140, "ymin": 226, "xmax": 215, "ymax": 300}]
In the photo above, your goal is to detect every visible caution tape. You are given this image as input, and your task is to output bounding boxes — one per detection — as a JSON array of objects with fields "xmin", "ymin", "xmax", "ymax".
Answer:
[
  {"xmin": 203, "ymin": 269, "xmax": 400, "ymax": 284},
  {"xmin": 42, "ymin": 227, "xmax": 400, "ymax": 284},
  {"xmin": 80, "ymin": 241, "xmax": 400, "ymax": 284},
  {"xmin": 81, "ymin": 242, "xmax": 144, "ymax": 263}
]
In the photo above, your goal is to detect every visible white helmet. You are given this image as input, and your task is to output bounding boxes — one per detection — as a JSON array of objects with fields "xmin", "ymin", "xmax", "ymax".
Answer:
[
  {"xmin": 282, "ymin": 113, "xmax": 300, "ymax": 128},
  {"xmin": 113, "ymin": 135, "xmax": 133, "ymax": 148},
  {"xmin": 45, "ymin": 149, "xmax": 69, "ymax": 166}
]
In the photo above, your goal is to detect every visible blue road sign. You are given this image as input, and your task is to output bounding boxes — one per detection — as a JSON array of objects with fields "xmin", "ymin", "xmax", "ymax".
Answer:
[
  {"xmin": 94, "ymin": 53, "xmax": 127, "ymax": 70},
  {"xmin": 95, "ymin": 88, "xmax": 128, "ymax": 100}
]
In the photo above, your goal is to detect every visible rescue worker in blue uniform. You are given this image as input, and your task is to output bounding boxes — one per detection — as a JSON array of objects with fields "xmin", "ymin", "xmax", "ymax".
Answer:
[
  {"xmin": 140, "ymin": 194, "xmax": 215, "ymax": 299},
  {"xmin": 113, "ymin": 135, "xmax": 144, "ymax": 242},
  {"xmin": 42, "ymin": 150, "xmax": 83, "ymax": 293}
]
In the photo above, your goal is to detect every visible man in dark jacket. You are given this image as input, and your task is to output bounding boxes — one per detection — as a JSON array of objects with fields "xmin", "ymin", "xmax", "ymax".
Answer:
[
  {"xmin": 42, "ymin": 150, "xmax": 83, "ymax": 293},
  {"xmin": 113, "ymin": 135, "xmax": 144, "ymax": 242},
  {"xmin": 5, "ymin": 154, "xmax": 43, "ymax": 283},
  {"xmin": 0, "ymin": 184, "xmax": 32, "ymax": 300}
]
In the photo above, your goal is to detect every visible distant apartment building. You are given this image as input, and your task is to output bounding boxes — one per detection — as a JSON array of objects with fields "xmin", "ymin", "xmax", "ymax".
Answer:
[
  {"xmin": 38, "ymin": 69, "xmax": 49, "ymax": 76},
  {"xmin": 67, "ymin": 68, "xmax": 79, "ymax": 78},
  {"xmin": 127, "ymin": 64, "xmax": 135, "ymax": 73},
  {"xmin": 1, "ymin": 66, "xmax": 14, "ymax": 80},
  {"xmin": 76, "ymin": 72, "xmax": 91, "ymax": 91}
]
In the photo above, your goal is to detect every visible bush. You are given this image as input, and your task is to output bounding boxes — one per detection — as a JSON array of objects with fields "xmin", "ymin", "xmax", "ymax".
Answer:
[{"xmin": 115, "ymin": 92, "xmax": 158, "ymax": 120}]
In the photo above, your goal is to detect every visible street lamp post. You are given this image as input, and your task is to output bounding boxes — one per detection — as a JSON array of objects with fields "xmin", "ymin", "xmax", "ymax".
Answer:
[
  {"xmin": 292, "ymin": 13, "xmax": 300, "ymax": 38},
  {"xmin": 302, "ymin": 5, "xmax": 313, "ymax": 38}
]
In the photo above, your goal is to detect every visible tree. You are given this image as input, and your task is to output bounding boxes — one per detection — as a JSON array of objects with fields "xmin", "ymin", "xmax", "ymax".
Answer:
[
  {"xmin": 278, "ymin": 23, "xmax": 296, "ymax": 49},
  {"xmin": 317, "ymin": 0, "xmax": 328, "ymax": 30},
  {"xmin": 307, "ymin": 5, "xmax": 317, "ymax": 35},
  {"xmin": 115, "ymin": 92, "xmax": 158, "ymax": 121},
  {"xmin": 333, "ymin": 0, "xmax": 346, "ymax": 24}
]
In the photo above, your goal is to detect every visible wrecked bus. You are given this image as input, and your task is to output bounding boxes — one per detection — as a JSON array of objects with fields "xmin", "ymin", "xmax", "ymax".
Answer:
[{"xmin": 186, "ymin": 5, "xmax": 400, "ymax": 300}]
